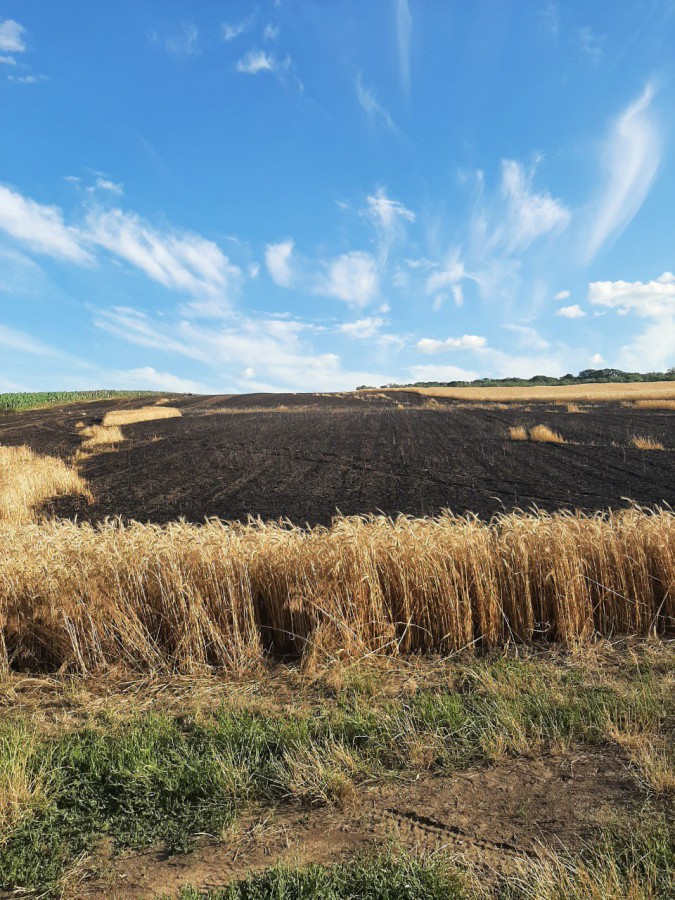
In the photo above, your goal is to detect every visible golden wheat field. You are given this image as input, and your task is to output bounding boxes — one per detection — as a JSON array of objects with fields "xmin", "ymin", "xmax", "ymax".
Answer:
[
  {"xmin": 0, "ymin": 508, "xmax": 672, "ymax": 673},
  {"xmin": 397, "ymin": 380, "xmax": 675, "ymax": 402}
]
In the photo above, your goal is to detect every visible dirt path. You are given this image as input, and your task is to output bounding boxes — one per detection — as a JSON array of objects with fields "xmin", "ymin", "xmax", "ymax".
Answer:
[{"xmin": 89, "ymin": 748, "xmax": 640, "ymax": 898}]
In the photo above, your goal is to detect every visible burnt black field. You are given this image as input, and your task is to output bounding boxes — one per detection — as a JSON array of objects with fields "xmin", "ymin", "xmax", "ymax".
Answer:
[{"xmin": 1, "ymin": 391, "xmax": 673, "ymax": 525}]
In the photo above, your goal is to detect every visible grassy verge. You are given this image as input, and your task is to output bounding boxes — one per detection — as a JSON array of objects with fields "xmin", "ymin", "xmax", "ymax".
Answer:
[
  {"xmin": 169, "ymin": 823, "xmax": 675, "ymax": 899},
  {"xmin": 0, "ymin": 646, "xmax": 672, "ymax": 896},
  {"xmin": 173, "ymin": 852, "xmax": 465, "ymax": 899}
]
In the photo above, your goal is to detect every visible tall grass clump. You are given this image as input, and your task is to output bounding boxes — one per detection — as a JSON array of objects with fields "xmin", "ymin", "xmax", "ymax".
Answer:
[
  {"xmin": 631, "ymin": 435, "xmax": 665, "ymax": 451},
  {"xmin": 529, "ymin": 425, "xmax": 565, "ymax": 444},
  {"xmin": 508, "ymin": 426, "xmax": 528, "ymax": 441},
  {"xmin": 78, "ymin": 423, "xmax": 125, "ymax": 449},
  {"xmin": 0, "ymin": 509, "xmax": 672, "ymax": 674}
]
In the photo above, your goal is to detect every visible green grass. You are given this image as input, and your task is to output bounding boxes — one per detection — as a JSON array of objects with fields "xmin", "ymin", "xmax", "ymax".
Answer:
[
  {"xmin": 0, "ymin": 654, "xmax": 672, "ymax": 896},
  {"xmin": 173, "ymin": 852, "xmax": 466, "ymax": 900},
  {"xmin": 0, "ymin": 390, "xmax": 162, "ymax": 412},
  {"xmin": 169, "ymin": 824, "xmax": 675, "ymax": 900}
]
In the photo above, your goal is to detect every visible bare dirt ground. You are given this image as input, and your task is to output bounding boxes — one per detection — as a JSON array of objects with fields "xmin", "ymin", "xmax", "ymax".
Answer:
[
  {"xmin": 0, "ymin": 391, "xmax": 672, "ymax": 525},
  {"xmin": 89, "ymin": 749, "xmax": 640, "ymax": 899}
]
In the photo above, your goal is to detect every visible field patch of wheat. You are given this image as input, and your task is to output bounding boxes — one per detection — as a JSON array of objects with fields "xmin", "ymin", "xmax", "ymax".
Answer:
[
  {"xmin": 0, "ymin": 509, "xmax": 671, "ymax": 674},
  {"xmin": 102, "ymin": 406, "xmax": 182, "ymax": 427}
]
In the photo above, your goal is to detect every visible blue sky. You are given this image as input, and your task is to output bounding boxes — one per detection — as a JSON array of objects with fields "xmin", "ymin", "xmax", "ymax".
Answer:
[{"xmin": 1, "ymin": 1, "xmax": 674, "ymax": 393}]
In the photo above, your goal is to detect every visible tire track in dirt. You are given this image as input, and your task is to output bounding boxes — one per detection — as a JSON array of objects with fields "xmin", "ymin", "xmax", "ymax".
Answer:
[{"xmin": 85, "ymin": 749, "xmax": 642, "ymax": 899}]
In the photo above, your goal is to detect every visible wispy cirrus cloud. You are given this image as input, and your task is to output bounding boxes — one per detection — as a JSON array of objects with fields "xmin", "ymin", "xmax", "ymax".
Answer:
[
  {"xmin": 222, "ymin": 16, "xmax": 254, "ymax": 42},
  {"xmin": 364, "ymin": 187, "xmax": 415, "ymax": 263},
  {"xmin": 0, "ymin": 184, "xmax": 242, "ymax": 308},
  {"xmin": 0, "ymin": 184, "xmax": 92, "ymax": 263},
  {"xmin": 585, "ymin": 84, "xmax": 661, "ymax": 262},
  {"xmin": 94, "ymin": 306, "xmax": 394, "ymax": 392},
  {"xmin": 488, "ymin": 159, "xmax": 570, "ymax": 254},
  {"xmin": 151, "ymin": 22, "xmax": 199, "ymax": 59},
  {"xmin": 236, "ymin": 49, "xmax": 288, "ymax": 75},
  {"xmin": 85, "ymin": 207, "xmax": 242, "ymax": 312},
  {"xmin": 355, "ymin": 75, "xmax": 399, "ymax": 134}
]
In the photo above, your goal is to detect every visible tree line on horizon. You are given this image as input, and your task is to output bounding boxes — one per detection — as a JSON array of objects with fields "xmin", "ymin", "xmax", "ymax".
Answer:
[{"xmin": 357, "ymin": 367, "xmax": 675, "ymax": 391}]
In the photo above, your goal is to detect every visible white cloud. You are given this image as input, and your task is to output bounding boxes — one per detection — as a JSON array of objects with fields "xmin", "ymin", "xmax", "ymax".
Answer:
[
  {"xmin": 264, "ymin": 24, "xmax": 280, "ymax": 41},
  {"xmin": 590, "ymin": 353, "xmax": 604, "ymax": 365},
  {"xmin": 588, "ymin": 272, "xmax": 675, "ymax": 371},
  {"xmin": 265, "ymin": 239, "xmax": 294, "ymax": 287},
  {"xmin": 0, "ymin": 20, "xmax": 26, "ymax": 53},
  {"xmin": 92, "ymin": 177, "xmax": 124, "ymax": 195},
  {"xmin": 416, "ymin": 335, "xmax": 487, "ymax": 353},
  {"xmin": 222, "ymin": 18, "xmax": 252, "ymax": 41},
  {"xmin": 236, "ymin": 49, "xmax": 288, "ymax": 75},
  {"xmin": 496, "ymin": 159, "xmax": 570, "ymax": 253},
  {"xmin": 426, "ymin": 258, "xmax": 465, "ymax": 295},
  {"xmin": 317, "ymin": 251, "xmax": 379, "ymax": 307},
  {"xmin": 588, "ymin": 272, "xmax": 675, "ymax": 318},
  {"xmin": 364, "ymin": 187, "xmax": 415, "ymax": 262},
  {"xmin": 355, "ymin": 75, "xmax": 398, "ymax": 133},
  {"xmin": 95, "ymin": 307, "xmax": 394, "ymax": 392},
  {"xmin": 556, "ymin": 304, "xmax": 586, "ymax": 318},
  {"xmin": 395, "ymin": 0, "xmax": 412, "ymax": 97},
  {"xmin": 408, "ymin": 363, "xmax": 480, "ymax": 382},
  {"xmin": 585, "ymin": 84, "xmax": 661, "ymax": 261},
  {"xmin": 554, "ymin": 289, "xmax": 570, "ymax": 300},
  {"xmin": 7, "ymin": 74, "xmax": 47, "ymax": 84},
  {"xmin": 338, "ymin": 317, "xmax": 384, "ymax": 339},
  {"xmin": 86, "ymin": 207, "xmax": 241, "ymax": 308},
  {"xmin": 0, "ymin": 184, "xmax": 91, "ymax": 263},
  {"xmin": 0, "ymin": 55, "xmax": 16, "ymax": 65}
]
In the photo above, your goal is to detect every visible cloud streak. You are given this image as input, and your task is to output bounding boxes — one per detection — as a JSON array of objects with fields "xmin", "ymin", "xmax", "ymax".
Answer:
[
  {"xmin": 356, "ymin": 75, "xmax": 399, "ymax": 134},
  {"xmin": 0, "ymin": 184, "xmax": 92, "ymax": 263},
  {"xmin": 585, "ymin": 84, "xmax": 661, "ymax": 261}
]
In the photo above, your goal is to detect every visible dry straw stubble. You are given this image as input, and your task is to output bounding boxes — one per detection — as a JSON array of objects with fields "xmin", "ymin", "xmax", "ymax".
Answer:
[
  {"xmin": 102, "ymin": 406, "xmax": 182, "ymax": 427},
  {"xmin": 631, "ymin": 435, "xmax": 665, "ymax": 451},
  {"xmin": 0, "ymin": 445, "xmax": 91, "ymax": 524},
  {"xmin": 0, "ymin": 509, "xmax": 672, "ymax": 675},
  {"xmin": 508, "ymin": 426, "xmax": 528, "ymax": 441}
]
